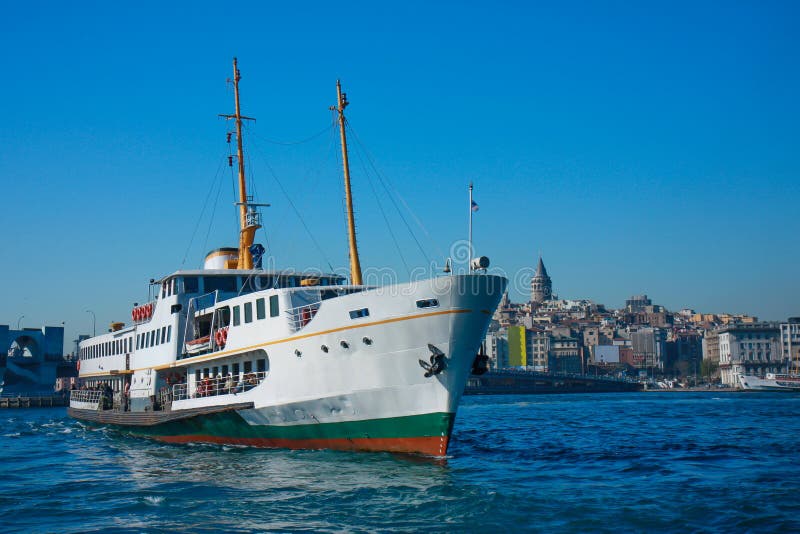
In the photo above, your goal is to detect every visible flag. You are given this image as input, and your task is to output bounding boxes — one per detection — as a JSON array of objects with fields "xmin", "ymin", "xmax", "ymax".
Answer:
[{"xmin": 471, "ymin": 200, "xmax": 479, "ymax": 212}]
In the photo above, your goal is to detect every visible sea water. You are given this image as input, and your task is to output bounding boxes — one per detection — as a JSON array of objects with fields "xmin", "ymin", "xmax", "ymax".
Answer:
[{"xmin": 1, "ymin": 392, "xmax": 799, "ymax": 533}]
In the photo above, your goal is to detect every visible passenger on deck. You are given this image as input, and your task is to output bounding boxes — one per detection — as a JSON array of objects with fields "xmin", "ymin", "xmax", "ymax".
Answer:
[{"xmin": 224, "ymin": 374, "xmax": 233, "ymax": 394}]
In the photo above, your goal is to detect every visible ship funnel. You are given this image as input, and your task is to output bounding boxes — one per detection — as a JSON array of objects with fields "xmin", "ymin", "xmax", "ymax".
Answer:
[{"xmin": 204, "ymin": 247, "xmax": 239, "ymax": 270}]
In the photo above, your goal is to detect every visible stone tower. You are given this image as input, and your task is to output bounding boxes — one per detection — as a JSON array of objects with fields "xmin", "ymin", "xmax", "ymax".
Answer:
[{"xmin": 530, "ymin": 256, "xmax": 552, "ymax": 304}]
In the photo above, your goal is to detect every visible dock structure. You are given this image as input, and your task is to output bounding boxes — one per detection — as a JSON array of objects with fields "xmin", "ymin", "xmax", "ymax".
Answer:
[
  {"xmin": 1, "ymin": 323, "xmax": 78, "ymax": 399},
  {"xmin": 0, "ymin": 395, "xmax": 68, "ymax": 408}
]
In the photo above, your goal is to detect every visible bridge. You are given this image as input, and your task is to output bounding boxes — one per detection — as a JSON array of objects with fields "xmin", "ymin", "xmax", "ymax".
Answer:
[{"xmin": 464, "ymin": 369, "xmax": 643, "ymax": 395}]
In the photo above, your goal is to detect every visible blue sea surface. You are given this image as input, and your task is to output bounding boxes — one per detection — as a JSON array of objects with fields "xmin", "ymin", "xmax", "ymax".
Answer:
[{"xmin": 2, "ymin": 393, "xmax": 800, "ymax": 533}]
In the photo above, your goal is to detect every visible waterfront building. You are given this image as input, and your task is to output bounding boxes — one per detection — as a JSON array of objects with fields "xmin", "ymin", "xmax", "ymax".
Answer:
[
  {"xmin": 486, "ymin": 331, "xmax": 510, "ymax": 369},
  {"xmin": 530, "ymin": 256, "xmax": 552, "ymax": 304},
  {"xmin": 703, "ymin": 329, "xmax": 720, "ymax": 364},
  {"xmin": 666, "ymin": 330, "xmax": 703, "ymax": 379},
  {"xmin": 548, "ymin": 336, "xmax": 581, "ymax": 374},
  {"xmin": 507, "ymin": 326, "xmax": 549, "ymax": 370},
  {"xmin": 582, "ymin": 326, "xmax": 601, "ymax": 361},
  {"xmin": 718, "ymin": 323, "xmax": 781, "ymax": 386},
  {"xmin": 630, "ymin": 327, "xmax": 667, "ymax": 373},
  {"xmin": 594, "ymin": 345, "xmax": 620, "ymax": 364},
  {"xmin": 530, "ymin": 329, "xmax": 550, "ymax": 371},
  {"xmin": 780, "ymin": 318, "xmax": 800, "ymax": 373},
  {"xmin": 625, "ymin": 295, "xmax": 652, "ymax": 313},
  {"xmin": 508, "ymin": 326, "xmax": 527, "ymax": 367}
]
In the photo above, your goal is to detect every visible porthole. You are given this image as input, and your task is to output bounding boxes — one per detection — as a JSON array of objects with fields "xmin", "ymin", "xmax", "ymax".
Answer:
[{"xmin": 321, "ymin": 345, "xmax": 329, "ymax": 353}]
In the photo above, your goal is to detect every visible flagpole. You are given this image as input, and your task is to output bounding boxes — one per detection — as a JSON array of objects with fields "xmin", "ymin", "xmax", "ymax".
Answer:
[{"xmin": 468, "ymin": 182, "xmax": 473, "ymax": 270}]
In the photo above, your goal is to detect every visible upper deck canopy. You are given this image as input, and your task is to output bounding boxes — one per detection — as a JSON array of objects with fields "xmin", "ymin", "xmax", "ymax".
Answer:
[{"xmin": 154, "ymin": 270, "xmax": 348, "ymax": 297}]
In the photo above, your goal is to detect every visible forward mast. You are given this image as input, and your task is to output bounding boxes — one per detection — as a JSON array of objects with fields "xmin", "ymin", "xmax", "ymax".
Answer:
[
  {"xmin": 220, "ymin": 57, "xmax": 262, "ymax": 269},
  {"xmin": 332, "ymin": 80, "xmax": 363, "ymax": 285}
]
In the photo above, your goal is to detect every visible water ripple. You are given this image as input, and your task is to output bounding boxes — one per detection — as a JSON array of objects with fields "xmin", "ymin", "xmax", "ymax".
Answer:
[{"xmin": 1, "ymin": 392, "xmax": 800, "ymax": 532}]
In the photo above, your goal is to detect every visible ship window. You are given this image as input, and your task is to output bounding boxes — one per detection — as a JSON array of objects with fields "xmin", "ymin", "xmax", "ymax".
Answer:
[
  {"xmin": 416, "ymin": 299, "xmax": 439, "ymax": 309},
  {"xmin": 222, "ymin": 365, "xmax": 229, "ymax": 376},
  {"xmin": 212, "ymin": 366, "xmax": 219, "ymax": 377},
  {"xmin": 257, "ymin": 358, "xmax": 266, "ymax": 373},
  {"xmin": 204, "ymin": 276, "xmax": 237, "ymax": 294},
  {"xmin": 167, "ymin": 325, "xmax": 172, "ymax": 342},
  {"xmin": 349, "ymin": 308, "xmax": 370, "ymax": 319},
  {"xmin": 233, "ymin": 306, "xmax": 241, "ymax": 326},
  {"xmin": 195, "ymin": 370, "xmax": 201, "ymax": 383},
  {"xmin": 269, "ymin": 295, "xmax": 279, "ymax": 317},
  {"xmin": 161, "ymin": 327, "xmax": 167, "ymax": 344},
  {"xmin": 244, "ymin": 302, "xmax": 253, "ymax": 323},
  {"xmin": 243, "ymin": 361, "xmax": 252, "ymax": 373},
  {"xmin": 203, "ymin": 367, "xmax": 209, "ymax": 378},
  {"xmin": 256, "ymin": 298, "xmax": 266, "ymax": 320},
  {"xmin": 183, "ymin": 276, "xmax": 199, "ymax": 294},
  {"xmin": 233, "ymin": 363, "xmax": 240, "ymax": 376}
]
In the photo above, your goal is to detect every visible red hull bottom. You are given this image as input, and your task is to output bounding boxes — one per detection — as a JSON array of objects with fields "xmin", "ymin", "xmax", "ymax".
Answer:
[{"xmin": 154, "ymin": 434, "xmax": 450, "ymax": 456}]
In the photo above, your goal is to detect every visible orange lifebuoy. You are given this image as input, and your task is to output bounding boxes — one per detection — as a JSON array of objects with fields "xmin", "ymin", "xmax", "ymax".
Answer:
[
  {"xmin": 131, "ymin": 309, "xmax": 136, "ymax": 322},
  {"xmin": 135, "ymin": 307, "xmax": 142, "ymax": 321},
  {"xmin": 215, "ymin": 327, "xmax": 228, "ymax": 347},
  {"xmin": 220, "ymin": 327, "xmax": 228, "ymax": 344},
  {"xmin": 148, "ymin": 303, "xmax": 154, "ymax": 317}
]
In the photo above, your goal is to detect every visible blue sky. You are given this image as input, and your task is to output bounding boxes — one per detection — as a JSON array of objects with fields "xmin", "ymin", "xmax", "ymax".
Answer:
[{"xmin": 1, "ymin": 1, "xmax": 798, "ymax": 350}]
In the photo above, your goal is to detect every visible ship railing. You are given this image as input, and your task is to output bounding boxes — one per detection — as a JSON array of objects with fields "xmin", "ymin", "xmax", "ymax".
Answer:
[
  {"xmin": 285, "ymin": 302, "xmax": 321, "ymax": 332},
  {"xmin": 172, "ymin": 371, "xmax": 268, "ymax": 401},
  {"xmin": 69, "ymin": 389, "xmax": 104, "ymax": 409}
]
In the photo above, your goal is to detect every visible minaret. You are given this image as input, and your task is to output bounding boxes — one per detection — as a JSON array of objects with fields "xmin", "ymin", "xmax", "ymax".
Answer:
[{"xmin": 530, "ymin": 256, "xmax": 552, "ymax": 304}]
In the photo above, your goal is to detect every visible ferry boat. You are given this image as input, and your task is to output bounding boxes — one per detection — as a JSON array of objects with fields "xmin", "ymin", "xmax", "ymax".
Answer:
[
  {"xmin": 69, "ymin": 59, "xmax": 506, "ymax": 456},
  {"xmin": 738, "ymin": 373, "xmax": 800, "ymax": 392}
]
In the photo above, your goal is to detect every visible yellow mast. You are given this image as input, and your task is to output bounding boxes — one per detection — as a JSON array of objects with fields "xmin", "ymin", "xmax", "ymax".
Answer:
[
  {"xmin": 221, "ymin": 57, "xmax": 260, "ymax": 269},
  {"xmin": 333, "ymin": 80, "xmax": 363, "ymax": 285}
]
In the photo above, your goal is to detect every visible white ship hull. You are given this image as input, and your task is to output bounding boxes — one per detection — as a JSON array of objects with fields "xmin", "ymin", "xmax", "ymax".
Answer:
[{"xmin": 72, "ymin": 274, "xmax": 506, "ymax": 455}]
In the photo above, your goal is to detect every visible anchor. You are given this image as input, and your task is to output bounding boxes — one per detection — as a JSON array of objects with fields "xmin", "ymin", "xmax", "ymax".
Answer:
[{"xmin": 419, "ymin": 344, "xmax": 447, "ymax": 377}]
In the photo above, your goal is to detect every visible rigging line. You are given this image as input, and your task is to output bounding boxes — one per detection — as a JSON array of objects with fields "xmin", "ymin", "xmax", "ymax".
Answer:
[
  {"xmin": 351, "ymin": 135, "xmax": 411, "ymax": 276},
  {"xmin": 249, "ymin": 123, "xmax": 334, "ymax": 146},
  {"xmin": 201, "ymin": 163, "xmax": 228, "ymax": 266},
  {"xmin": 247, "ymin": 136, "xmax": 336, "ymax": 273},
  {"xmin": 345, "ymin": 121, "xmax": 447, "ymax": 261},
  {"xmin": 181, "ymin": 155, "xmax": 228, "ymax": 266},
  {"xmin": 345, "ymin": 120, "xmax": 433, "ymax": 265}
]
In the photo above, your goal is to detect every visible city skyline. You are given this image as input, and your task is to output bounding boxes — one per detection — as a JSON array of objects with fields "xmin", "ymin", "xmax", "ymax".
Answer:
[{"xmin": 1, "ymin": 1, "xmax": 799, "ymax": 348}]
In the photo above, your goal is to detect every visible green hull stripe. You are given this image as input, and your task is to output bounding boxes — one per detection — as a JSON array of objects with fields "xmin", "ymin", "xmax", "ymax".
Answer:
[{"xmin": 124, "ymin": 410, "xmax": 455, "ymax": 441}]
